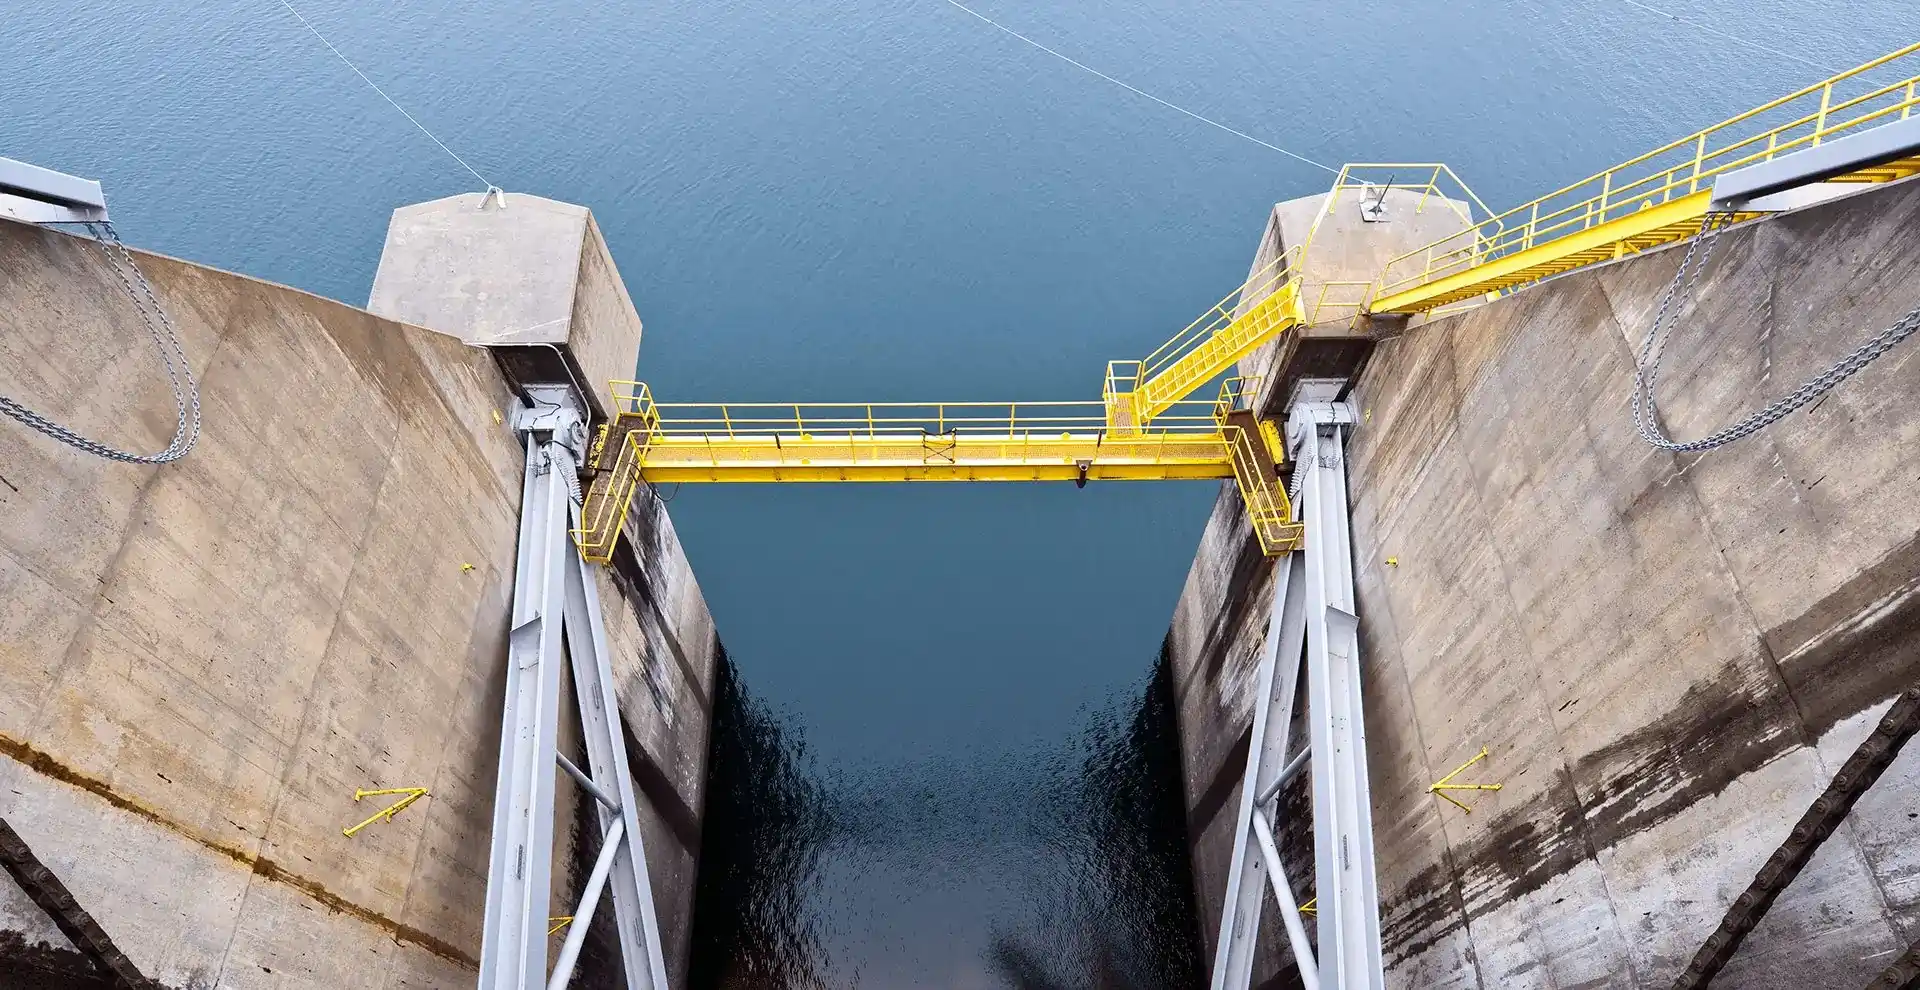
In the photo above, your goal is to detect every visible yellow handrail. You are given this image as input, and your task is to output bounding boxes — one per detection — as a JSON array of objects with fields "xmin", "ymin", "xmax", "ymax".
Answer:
[{"xmin": 1375, "ymin": 42, "xmax": 1920, "ymax": 300}]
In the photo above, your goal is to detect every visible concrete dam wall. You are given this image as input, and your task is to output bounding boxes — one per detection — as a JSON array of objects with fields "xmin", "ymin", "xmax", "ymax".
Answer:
[
  {"xmin": 0, "ymin": 212, "xmax": 719, "ymax": 988},
  {"xmin": 1170, "ymin": 176, "xmax": 1920, "ymax": 989}
]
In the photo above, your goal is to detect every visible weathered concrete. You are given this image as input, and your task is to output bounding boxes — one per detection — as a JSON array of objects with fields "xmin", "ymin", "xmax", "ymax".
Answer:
[
  {"xmin": 367, "ymin": 192, "xmax": 647, "ymax": 419},
  {"xmin": 1239, "ymin": 188, "xmax": 1470, "ymax": 419},
  {"xmin": 0, "ymin": 208, "xmax": 716, "ymax": 988},
  {"xmin": 1171, "ymin": 175, "xmax": 1920, "ymax": 988}
]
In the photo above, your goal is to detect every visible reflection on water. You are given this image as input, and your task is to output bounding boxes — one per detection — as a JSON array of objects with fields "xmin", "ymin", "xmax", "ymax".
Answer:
[
  {"xmin": 689, "ymin": 647, "xmax": 840, "ymax": 988},
  {"xmin": 689, "ymin": 650, "xmax": 1202, "ymax": 989}
]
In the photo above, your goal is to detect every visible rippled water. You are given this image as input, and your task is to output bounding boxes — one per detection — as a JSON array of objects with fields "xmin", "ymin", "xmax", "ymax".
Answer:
[
  {"xmin": 9, "ymin": 1, "xmax": 1917, "ymax": 985},
  {"xmin": 690, "ymin": 648, "xmax": 1201, "ymax": 990}
]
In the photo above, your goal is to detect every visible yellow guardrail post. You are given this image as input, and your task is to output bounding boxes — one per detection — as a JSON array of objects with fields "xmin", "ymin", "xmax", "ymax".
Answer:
[{"xmin": 1815, "ymin": 79, "xmax": 1833, "ymax": 146}]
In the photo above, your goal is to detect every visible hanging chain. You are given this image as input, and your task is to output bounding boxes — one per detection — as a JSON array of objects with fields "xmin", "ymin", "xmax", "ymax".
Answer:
[
  {"xmin": 0, "ymin": 222, "xmax": 202, "ymax": 464},
  {"xmin": 1632, "ymin": 210, "xmax": 1920, "ymax": 453}
]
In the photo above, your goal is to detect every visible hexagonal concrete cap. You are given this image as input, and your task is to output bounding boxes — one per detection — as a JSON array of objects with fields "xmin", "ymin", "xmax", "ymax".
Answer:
[{"xmin": 367, "ymin": 191, "xmax": 643, "ymax": 409}]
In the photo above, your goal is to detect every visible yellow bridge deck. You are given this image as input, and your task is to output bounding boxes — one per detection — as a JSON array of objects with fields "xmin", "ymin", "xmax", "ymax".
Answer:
[{"xmin": 573, "ymin": 390, "xmax": 1304, "ymax": 559}]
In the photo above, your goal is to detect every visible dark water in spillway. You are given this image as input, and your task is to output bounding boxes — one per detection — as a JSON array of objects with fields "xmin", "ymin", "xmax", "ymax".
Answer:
[
  {"xmin": 10, "ymin": 0, "xmax": 1919, "ymax": 984},
  {"xmin": 688, "ymin": 648, "xmax": 1202, "ymax": 990}
]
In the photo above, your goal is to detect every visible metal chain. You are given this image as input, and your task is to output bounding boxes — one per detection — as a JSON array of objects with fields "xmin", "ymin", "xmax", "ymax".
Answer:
[
  {"xmin": 1633, "ymin": 210, "xmax": 1920, "ymax": 453},
  {"xmin": 0, "ymin": 222, "xmax": 202, "ymax": 463}
]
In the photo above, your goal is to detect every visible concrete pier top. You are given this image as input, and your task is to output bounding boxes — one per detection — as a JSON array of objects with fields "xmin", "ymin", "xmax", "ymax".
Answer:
[
  {"xmin": 1239, "ymin": 186, "xmax": 1471, "ymax": 414},
  {"xmin": 367, "ymin": 191, "xmax": 645, "ymax": 416}
]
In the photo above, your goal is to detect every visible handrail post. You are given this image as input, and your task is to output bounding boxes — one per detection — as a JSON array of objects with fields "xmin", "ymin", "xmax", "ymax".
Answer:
[
  {"xmin": 1689, "ymin": 132, "xmax": 1707, "ymax": 194},
  {"xmin": 1815, "ymin": 81, "xmax": 1833, "ymax": 146},
  {"xmin": 1905, "ymin": 79, "xmax": 1916, "ymax": 121}
]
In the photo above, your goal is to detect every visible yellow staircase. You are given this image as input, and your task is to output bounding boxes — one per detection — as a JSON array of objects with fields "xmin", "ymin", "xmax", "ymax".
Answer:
[
  {"xmin": 1215, "ymin": 378, "xmax": 1302, "ymax": 556},
  {"xmin": 573, "ymin": 384, "xmax": 659, "ymax": 563},
  {"xmin": 1107, "ymin": 248, "xmax": 1305, "ymax": 430}
]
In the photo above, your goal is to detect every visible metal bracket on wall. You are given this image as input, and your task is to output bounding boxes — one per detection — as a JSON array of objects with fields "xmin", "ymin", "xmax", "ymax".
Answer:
[
  {"xmin": 477, "ymin": 384, "xmax": 669, "ymax": 990},
  {"xmin": 342, "ymin": 787, "xmax": 430, "ymax": 837},
  {"xmin": 1210, "ymin": 396, "xmax": 1384, "ymax": 990},
  {"xmin": 1427, "ymin": 748, "xmax": 1502, "ymax": 814}
]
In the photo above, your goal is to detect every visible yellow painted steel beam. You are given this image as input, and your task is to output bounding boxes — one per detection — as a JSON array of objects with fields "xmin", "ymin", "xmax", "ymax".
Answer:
[
  {"xmin": 632, "ymin": 432, "xmax": 1236, "ymax": 483},
  {"xmin": 635, "ymin": 461, "xmax": 1236, "ymax": 483},
  {"xmin": 1370, "ymin": 191, "xmax": 1719, "ymax": 313}
]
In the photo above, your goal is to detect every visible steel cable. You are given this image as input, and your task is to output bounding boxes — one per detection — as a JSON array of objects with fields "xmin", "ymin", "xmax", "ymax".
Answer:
[
  {"xmin": 0, "ymin": 222, "xmax": 202, "ymax": 464},
  {"xmin": 936, "ymin": 0, "xmax": 1338, "ymax": 175},
  {"xmin": 1632, "ymin": 211, "xmax": 1920, "ymax": 452}
]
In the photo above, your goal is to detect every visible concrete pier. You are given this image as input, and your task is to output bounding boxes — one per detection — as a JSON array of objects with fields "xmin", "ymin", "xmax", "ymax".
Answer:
[
  {"xmin": 1169, "ymin": 175, "xmax": 1920, "ymax": 988},
  {"xmin": 0, "ymin": 198, "xmax": 718, "ymax": 987}
]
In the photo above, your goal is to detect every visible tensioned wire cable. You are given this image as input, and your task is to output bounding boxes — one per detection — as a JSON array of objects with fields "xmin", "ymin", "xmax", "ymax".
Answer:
[
  {"xmin": 274, "ymin": 0, "xmax": 498, "ymax": 191},
  {"xmin": 936, "ymin": 0, "xmax": 1340, "ymax": 175}
]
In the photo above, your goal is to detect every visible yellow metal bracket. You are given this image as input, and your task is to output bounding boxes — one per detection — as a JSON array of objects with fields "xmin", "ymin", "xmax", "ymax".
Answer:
[
  {"xmin": 1428, "ymin": 747, "xmax": 1502, "ymax": 813},
  {"xmin": 1300, "ymin": 897, "xmax": 1317, "ymax": 916},
  {"xmin": 548, "ymin": 916, "xmax": 574, "ymax": 936},
  {"xmin": 342, "ymin": 787, "xmax": 430, "ymax": 837}
]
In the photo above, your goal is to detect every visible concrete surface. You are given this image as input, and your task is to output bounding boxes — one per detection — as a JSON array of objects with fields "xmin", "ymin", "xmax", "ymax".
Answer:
[
  {"xmin": 1169, "ymin": 175, "xmax": 1920, "ymax": 988},
  {"xmin": 1237, "ymin": 187, "xmax": 1472, "ymax": 420},
  {"xmin": 0, "ymin": 210, "xmax": 716, "ymax": 988},
  {"xmin": 366, "ymin": 192, "xmax": 647, "ymax": 420}
]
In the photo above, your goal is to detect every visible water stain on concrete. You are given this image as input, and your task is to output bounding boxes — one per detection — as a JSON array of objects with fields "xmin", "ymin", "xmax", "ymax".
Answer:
[
  {"xmin": 0, "ymin": 930, "xmax": 121, "ymax": 990},
  {"xmin": 0, "ymin": 732, "xmax": 478, "ymax": 970}
]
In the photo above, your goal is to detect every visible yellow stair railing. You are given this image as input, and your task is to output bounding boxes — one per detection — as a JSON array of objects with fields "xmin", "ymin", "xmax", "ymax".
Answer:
[
  {"xmin": 1107, "ymin": 246, "xmax": 1306, "ymax": 430},
  {"xmin": 1214, "ymin": 377, "xmax": 1302, "ymax": 556},
  {"xmin": 1369, "ymin": 42, "xmax": 1920, "ymax": 314},
  {"xmin": 573, "ymin": 383, "xmax": 660, "ymax": 563}
]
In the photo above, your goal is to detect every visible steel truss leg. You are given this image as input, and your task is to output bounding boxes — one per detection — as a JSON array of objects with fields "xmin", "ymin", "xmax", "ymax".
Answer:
[
  {"xmin": 479, "ymin": 393, "xmax": 668, "ymax": 990},
  {"xmin": 1295, "ymin": 401, "xmax": 1384, "ymax": 990},
  {"xmin": 1210, "ymin": 397, "xmax": 1383, "ymax": 990},
  {"xmin": 1213, "ymin": 554, "xmax": 1313, "ymax": 990}
]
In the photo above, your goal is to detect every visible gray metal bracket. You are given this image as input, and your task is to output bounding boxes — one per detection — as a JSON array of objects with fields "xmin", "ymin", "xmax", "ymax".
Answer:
[
  {"xmin": 478, "ymin": 393, "xmax": 667, "ymax": 990},
  {"xmin": 1710, "ymin": 114, "xmax": 1920, "ymax": 212},
  {"xmin": 0, "ymin": 156, "xmax": 108, "ymax": 224}
]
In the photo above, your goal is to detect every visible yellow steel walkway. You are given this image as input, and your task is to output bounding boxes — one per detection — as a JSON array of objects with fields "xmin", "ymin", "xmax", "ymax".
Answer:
[
  {"xmin": 1368, "ymin": 42, "xmax": 1920, "ymax": 314},
  {"xmin": 570, "ymin": 43, "xmax": 1920, "ymax": 568},
  {"xmin": 576, "ymin": 381, "xmax": 1304, "ymax": 560}
]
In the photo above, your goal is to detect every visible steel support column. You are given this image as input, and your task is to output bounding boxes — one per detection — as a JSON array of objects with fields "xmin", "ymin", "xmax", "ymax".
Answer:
[
  {"xmin": 478, "ymin": 387, "xmax": 667, "ymax": 990},
  {"xmin": 1293, "ymin": 400, "xmax": 1384, "ymax": 990},
  {"xmin": 1210, "ymin": 394, "xmax": 1383, "ymax": 990},
  {"xmin": 1212, "ymin": 553, "xmax": 1309, "ymax": 990}
]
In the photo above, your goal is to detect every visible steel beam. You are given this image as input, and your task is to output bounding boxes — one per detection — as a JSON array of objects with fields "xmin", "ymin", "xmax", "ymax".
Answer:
[
  {"xmin": 479, "ymin": 431, "xmax": 575, "ymax": 990},
  {"xmin": 1711, "ymin": 115, "xmax": 1920, "ymax": 210},
  {"xmin": 561, "ymin": 509, "xmax": 670, "ymax": 990},
  {"xmin": 548, "ymin": 818, "xmax": 628, "ymax": 990},
  {"xmin": 1211, "ymin": 552, "xmax": 1308, "ymax": 990},
  {"xmin": 0, "ymin": 155, "xmax": 107, "ymax": 224},
  {"xmin": 1293, "ymin": 400, "xmax": 1384, "ymax": 990},
  {"xmin": 1253, "ymin": 808, "xmax": 1321, "ymax": 990},
  {"xmin": 479, "ymin": 389, "xmax": 667, "ymax": 990}
]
